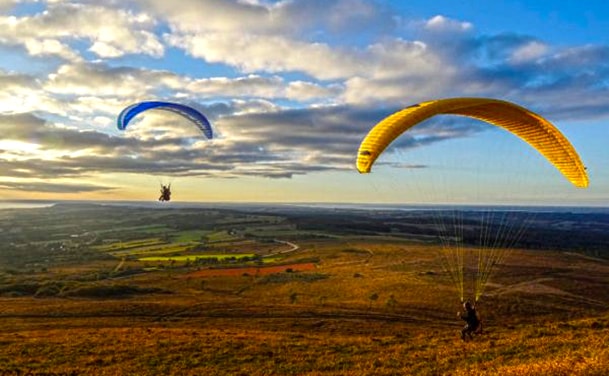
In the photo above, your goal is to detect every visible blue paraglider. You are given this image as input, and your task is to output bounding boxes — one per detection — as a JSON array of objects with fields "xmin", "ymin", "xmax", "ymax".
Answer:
[{"xmin": 117, "ymin": 101, "xmax": 213, "ymax": 139}]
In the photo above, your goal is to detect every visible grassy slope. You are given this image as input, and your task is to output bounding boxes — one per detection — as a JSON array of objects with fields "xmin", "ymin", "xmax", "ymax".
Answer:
[
  {"xmin": 1, "ymin": 241, "xmax": 609, "ymax": 375},
  {"xmin": 0, "ymin": 317, "xmax": 607, "ymax": 376}
]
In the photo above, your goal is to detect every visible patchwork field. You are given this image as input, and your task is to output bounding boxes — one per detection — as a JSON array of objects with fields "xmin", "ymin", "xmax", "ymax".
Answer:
[{"xmin": 1, "ymin": 203, "xmax": 608, "ymax": 375}]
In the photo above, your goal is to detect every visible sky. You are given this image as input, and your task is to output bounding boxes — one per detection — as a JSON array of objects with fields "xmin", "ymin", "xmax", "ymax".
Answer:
[{"xmin": 1, "ymin": 0, "xmax": 608, "ymax": 206}]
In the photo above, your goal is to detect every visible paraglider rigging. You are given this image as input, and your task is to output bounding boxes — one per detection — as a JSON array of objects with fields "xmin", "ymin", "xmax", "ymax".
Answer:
[{"xmin": 357, "ymin": 97, "xmax": 589, "ymax": 303}]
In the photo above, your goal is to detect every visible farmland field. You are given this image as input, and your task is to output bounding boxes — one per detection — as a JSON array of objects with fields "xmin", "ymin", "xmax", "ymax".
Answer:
[
  {"xmin": 1, "ymin": 202, "xmax": 609, "ymax": 375},
  {"xmin": 139, "ymin": 253, "xmax": 256, "ymax": 262}
]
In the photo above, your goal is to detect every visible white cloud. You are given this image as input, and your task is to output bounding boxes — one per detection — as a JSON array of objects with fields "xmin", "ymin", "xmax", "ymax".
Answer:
[
  {"xmin": 342, "ymin": 76, "xmax": 449, "ymax": 105},
  {"xmin": 166, "ymin": 32, "xmax": 364, "ymax": 80},
  {"xmin": 341, "ymin": 39, "xmax": 455, "ymax": 104},
  {"xmin": 0, "ymin": 0, "xmax": 18, "ymax": 11},
  {"xmin": 143, "ymin": 0, "xmax": 391, "ymax": 35},
  {"xmin": 41, "ymin": 61, "xmax": 340, "ymax": 109},
  {"xmin": 286, "ymin": 81, "xmax": 342, "ymax": 101},
  {"xmin": 142, "ymin": 0, "xmax": 272, "ymax": 33},
  {"xmin": 424, "ymin": 15, "xmax": 473, "ymax": 32},
  {"xmin": 184, "ymin": 75, "xmax": 342, "ymax": 102},
  {"xmin": 0, "ymin": 3, "xmax": 164, "ymax": 59},
  {"xmin": 0, "ymin": 70, "xmax": 65, "ymax": 115},
  {"xmin": 166, "ymin": 32, "xmax": 449, "ymax": 85},
  {"xmin": 185, "ymin": 75, "xmax": 285, "ymax": 98},
  {"xmin": 365, "ymin": 39, "xmax": 438, "ymax": 79},
  {"xmin": 150, "ymin": 0, "xmax": 402, "ymax": 81},
  {"xmin": 23, "ymin": 38, "xmax": 81, "ymax": 61},
  {"xmin": 510, "ymin": 41, "xmax": 548, "ymax": 64},
  {"xmin": 44, "ymin": 62, "xmax": 180, "ymax": 97},
  {"xmin": 229, "ymin": 99, "xmax": 281, "ymax": 115}
]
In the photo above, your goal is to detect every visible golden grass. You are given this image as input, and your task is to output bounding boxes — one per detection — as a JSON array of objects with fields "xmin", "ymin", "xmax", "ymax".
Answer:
[
  {"xmin": 1, "ymin": 315, "xmax": 608, "ymax": 375},
  {"xmin": 2, "ymin": 240, "xmax": 609, "ymax": 375}
]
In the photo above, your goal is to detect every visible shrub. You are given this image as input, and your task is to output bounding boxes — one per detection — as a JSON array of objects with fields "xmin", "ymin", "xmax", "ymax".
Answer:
[
  {"xmin": 0, "ymin": 282, "xmax": 40, "ymax": 296},
  {"xmin": 61, "ymin": 284, "xmax": 168, "ymax": 298},
  {"xmin": 259, "ymin": 273, "xmax": 329, "ymax": 284}
]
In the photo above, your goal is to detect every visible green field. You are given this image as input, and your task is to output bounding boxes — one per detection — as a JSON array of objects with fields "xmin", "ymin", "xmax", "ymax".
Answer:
[
  {"xmin": 111, "ymin": 244, "xmax": 197, "ymax": 257},
  {"xmin": 94, "ymin": 238, "xmax": 166, "ymax": 252},
  {"xmin": 206, "ymin": 230, "xmax": 240, "ymax": 243},
  {"xmin": 139, "ymin": 253, "xmax": 256, "ymax": 262},
  {"xmin": 171, "ymin": 230, "xmax": 209, "ymax": 243}
]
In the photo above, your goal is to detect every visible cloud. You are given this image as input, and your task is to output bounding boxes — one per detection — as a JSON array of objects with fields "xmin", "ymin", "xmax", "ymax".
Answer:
[
  {"xmin": 9, "ymin": 2, "xmax": 603, "ymax": 121},
  {"xmin": 22, "ymin": 38, "xmax": 81, "ymax": 61},
  {"xmin": 0, "ymin": 70, "xmax": 72, "ymax": 116},
  {"xmin": 470, "ymin": 34, "xmax": 544, "ymax": 66},
  {"xmin": 385, "ymin": 163, "xmax": 428, "ymax": 169},
  {"xmin": 0, "ymin": 0, "xmax": 18, "ymax": 11},
  {"xmin": 2, "ymin": 0, "xmax": 609, "ymax": 197},
  {"xmin": 0, "ymin": 181, "xmax": 114, "ymax": 193},
  {"xmin": 1, "ymin": 105, "xmax": 414, "ymax": 183},
  {"xmin": 4, "ymin": 76, "xmax": 606, "ymax": 189},
  {"xmin": 0, "ymin": 3, "xmax": 163, "ymax": 60},
  {"xmin": 184, "ymin": 75, "xmax": 342, "ymax": 102},
  {"xmin": 155, "ymin": 0, "xmax": 401, "ymax": 81},
  {"xmin": 540, "ymin": 45, "xmax": 609, "ymax": 72},
  {"xmin": 142, "ymin": 0, "xmax": 273, "ymax": 34},
  {"xmin": 286, "ymin": 81, "xmax": 343, "ymax": 101},
  {"xmin": 271, "ymin": 0, "xmax": 394, "ymax": 35},
  {"xmin": 165, "ymin": 32, "xmax": 365, "ymax": 80},
  {"xmin": 424, "ymin": 15, "xmax": 473, "ymax": 32},
  {"xmin": 44, "ymin": 62, "xmax": 182, "ymax": 97},
  {"xmin": 388, "ymin": 116, "xmax": 488, "ymax": 151},
  {"xmin": 166, "ymin": 32, "xmax": 454, "ymax": 84},
  {"xmin": 185, "ymin": 75, "xmax": 285, "ymax": 98},
  {"xmin": 144, "ymin": 0, "xmax": 393, "ymax": 35},
  {"xmin": 509, "ymin": 41, "xmax": 548, "ymax": 64},
  {"xmin": 1, "ymin": 113, "xmax": 129, "ymax": 151},
  {"xmin": 41, "ymin": 61, "xmax": 340, "ymax": 110}
]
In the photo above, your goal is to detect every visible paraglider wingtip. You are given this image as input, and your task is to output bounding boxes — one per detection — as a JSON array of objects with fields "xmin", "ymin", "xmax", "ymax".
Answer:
[
  {"xmin": 356, "ymin": 165, "xmax": 372, "ymax": 174},
  {"xmin": 575, "ymin": 178, "xmax": 589, "ymax": 189}
]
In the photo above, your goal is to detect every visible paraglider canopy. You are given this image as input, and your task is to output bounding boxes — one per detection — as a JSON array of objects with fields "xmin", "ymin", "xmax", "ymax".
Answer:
[
  {"xmin": 117, "ymin": 101, "xmax": 213, "ymax": 139},
  {"xmin": 356, "ymin": 97, "xmax": 588, "ymax": 188}
]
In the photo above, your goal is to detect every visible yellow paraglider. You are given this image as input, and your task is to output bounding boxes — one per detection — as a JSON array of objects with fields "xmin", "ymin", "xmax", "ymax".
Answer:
[
  {"xmin": 357, "ymin": 97, "xmax": 588, "ymax": 188},
  {"xmin": 357, "ymin": 97, "xmax": 589, "ymax": 303}
]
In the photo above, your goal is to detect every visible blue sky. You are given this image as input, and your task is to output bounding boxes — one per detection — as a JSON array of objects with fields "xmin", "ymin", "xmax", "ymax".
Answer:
[{"xmin": 0, "ymin": 0, "xmax": 607, "ymax": 205}]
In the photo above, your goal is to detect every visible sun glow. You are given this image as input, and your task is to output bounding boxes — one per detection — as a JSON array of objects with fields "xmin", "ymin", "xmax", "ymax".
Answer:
[{"xmin": 0, "ymin": 140, "xmax": 42, "ymax": 156}]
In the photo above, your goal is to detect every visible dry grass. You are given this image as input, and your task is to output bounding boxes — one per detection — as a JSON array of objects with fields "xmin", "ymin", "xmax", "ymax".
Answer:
[
  {"xmin": 1, "ymin": 315, "xmax": 608, "ymax": 375},
  {"xmin": 2, "ymin": 240, "xmax": 609, "ymax": 375}
]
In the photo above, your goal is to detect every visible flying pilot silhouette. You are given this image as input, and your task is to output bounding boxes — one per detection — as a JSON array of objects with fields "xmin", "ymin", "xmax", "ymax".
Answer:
[{"xmin": 159, "ymin": 184, "xmax": 171, "ymax": 202}]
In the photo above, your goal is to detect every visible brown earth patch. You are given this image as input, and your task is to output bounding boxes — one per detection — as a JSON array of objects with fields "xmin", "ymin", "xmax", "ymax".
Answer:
[
  {"xmin": 183, "ymin": 262, "xmax": 317, "ymax": 278},
  {"xmin": 486, "ymin": 278, "xmax": 572, "ymax": 297}
]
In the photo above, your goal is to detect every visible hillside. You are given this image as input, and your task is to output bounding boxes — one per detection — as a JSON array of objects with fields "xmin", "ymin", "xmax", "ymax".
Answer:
[{"xmin": 0, "ymin": 203, "xmax": 608, "ymax": 375}]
